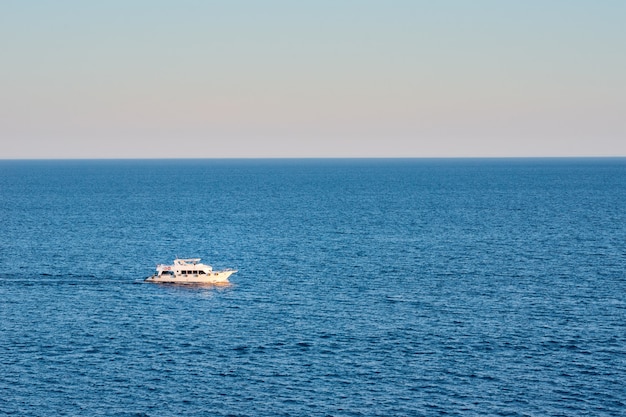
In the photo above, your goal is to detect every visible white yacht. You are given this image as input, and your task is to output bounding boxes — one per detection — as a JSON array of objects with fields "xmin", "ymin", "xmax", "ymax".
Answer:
[{"xmin": 145, "ymin": 258, "xmax": 237, "ymax": 284}]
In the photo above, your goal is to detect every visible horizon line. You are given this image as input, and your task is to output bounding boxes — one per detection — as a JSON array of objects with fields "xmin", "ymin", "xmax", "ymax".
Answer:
[{"xmin": 2, "ymin": 156, "xmax": 626, "ymax": 162}]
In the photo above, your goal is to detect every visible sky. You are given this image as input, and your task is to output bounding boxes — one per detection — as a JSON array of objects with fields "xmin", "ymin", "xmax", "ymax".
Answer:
[{"xmin": 1, "ymin": 1, "xmax": 625, "ymax": 158}]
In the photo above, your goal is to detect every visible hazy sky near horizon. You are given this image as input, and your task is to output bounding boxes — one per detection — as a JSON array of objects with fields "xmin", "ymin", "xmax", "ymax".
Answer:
[{"xmin": 1, "ymin": 1, "xmax": 625, "ymax": 158}]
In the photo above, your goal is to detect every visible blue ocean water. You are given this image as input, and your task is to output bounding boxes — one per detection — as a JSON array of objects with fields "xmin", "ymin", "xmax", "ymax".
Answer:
[{"xmin": 1, "ymin": 158, "xmax": 625, "ymax": 416}]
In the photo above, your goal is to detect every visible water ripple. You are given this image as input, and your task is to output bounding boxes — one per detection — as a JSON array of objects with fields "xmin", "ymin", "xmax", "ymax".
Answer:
[{"xmin": 1, "ymin": 159, "xmax": 625, "ymax": 416}]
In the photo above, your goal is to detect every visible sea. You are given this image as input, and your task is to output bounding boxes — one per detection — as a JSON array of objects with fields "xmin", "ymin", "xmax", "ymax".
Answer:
[{"xmin": 1, "ymin": 158, "xmax": 625, "ymax": 416}]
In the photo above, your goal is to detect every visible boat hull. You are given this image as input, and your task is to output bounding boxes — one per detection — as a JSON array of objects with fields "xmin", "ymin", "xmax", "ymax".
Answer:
[{"xmin": 145, "ymin": 270, "xmax": 236, "ymax": 284}]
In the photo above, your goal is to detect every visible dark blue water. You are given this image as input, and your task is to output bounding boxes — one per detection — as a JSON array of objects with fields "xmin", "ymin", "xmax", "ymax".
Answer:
[{"xmin": 1, "ymin": 159, "xmax": 625, "ymax": 416}]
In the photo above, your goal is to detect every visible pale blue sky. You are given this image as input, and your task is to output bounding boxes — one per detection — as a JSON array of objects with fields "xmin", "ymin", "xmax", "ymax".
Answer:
[{"xmin": 1, "ymin": 1, "xmax": 625, "ymax": 158}]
